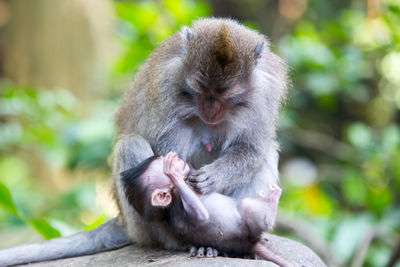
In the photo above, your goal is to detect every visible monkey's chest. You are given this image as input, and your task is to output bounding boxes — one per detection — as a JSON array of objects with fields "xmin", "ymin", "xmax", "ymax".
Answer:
[
  {"xmin": 186, "ymin": 129, "xmax": 220, "ymax": 169},
  {"xmin": 155, "ymin": 122, "xmax": 221, "ymax": 168}
]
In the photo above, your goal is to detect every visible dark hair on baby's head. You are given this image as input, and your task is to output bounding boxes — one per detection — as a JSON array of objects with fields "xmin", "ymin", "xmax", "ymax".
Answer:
[
  {"xmin": 120, "ymin": 155, "xmax": 166, "ymax": 220},
  {"xmin": 121, "ymin": 155, "xmax": 159, "ymax": 187}
]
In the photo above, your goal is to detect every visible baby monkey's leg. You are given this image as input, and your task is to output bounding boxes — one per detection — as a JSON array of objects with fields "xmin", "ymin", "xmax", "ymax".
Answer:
[
  {"xmin": 241, "ymin": 184, "xmax": 282, "ymax": 233},
  {"xmin": 258, "ymin": 183, "xmax": 281, "ymax": 226}
]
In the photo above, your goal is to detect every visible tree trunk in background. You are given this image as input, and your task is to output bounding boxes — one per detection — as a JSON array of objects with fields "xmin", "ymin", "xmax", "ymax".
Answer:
[{"xmin": 1, "ymin": 0, "xmax": 115, "ymax": 98}]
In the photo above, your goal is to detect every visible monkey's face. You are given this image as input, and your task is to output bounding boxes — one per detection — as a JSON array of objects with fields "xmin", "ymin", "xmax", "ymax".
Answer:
[
  {"xmin": 144, "ymin": 158, "xmax": 174, "ymax": 207},
  {"xmin": 198, "ymin": 94, "xmax": 228, "ymax": 125},
  {"xmin": 185, "ymin": 76, "xmax": 247, "ymax": 125}
]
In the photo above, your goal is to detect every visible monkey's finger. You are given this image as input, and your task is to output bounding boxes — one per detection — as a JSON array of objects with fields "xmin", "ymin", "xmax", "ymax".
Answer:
[
  {"xmin": 171, "ymin": 154, "xmax": 180, "ymax": 171},
  {"xmin": 164, "ymin": 152, "xmax": 172, "ymax": 167},
  {"xmin": 206, "ymin": 247, "xmax": 213, "ymax": 257},
  {"xmin": 165, "ymin": 151, "xmax": 174, "ymax": 160},
  {"xmin": 188, "ymin": 173, "xmax": 208, "ymax": 182},
  {"xmin": 182, "ymin": 162, "xmax": 187, "ymax": 172},
  {"xmin": 189, "ymin": 247, "xmax": 197, "ymax": 257},
  {"xmin": 167, "ymin": 153, "xmax": 176, "ymax": 170}
]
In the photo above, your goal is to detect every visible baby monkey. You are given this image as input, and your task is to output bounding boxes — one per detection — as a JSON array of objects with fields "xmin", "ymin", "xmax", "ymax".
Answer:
[{"xmin": 121, "ymin": 152, "xmax": 292, "ymax": 267}]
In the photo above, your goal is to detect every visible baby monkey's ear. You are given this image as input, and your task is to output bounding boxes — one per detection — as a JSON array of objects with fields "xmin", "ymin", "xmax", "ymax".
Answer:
[{"xmin": 151, "ymin": 189, "xmax": 172, "ymax": 207}]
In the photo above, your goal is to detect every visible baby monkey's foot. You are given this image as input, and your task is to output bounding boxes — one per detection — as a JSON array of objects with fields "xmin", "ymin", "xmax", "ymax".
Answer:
[
  {"xmin": 259, "ymin": 184, "xmax": 282, "ymax": 222},
  {"xmin": 189, "ymin": 246, "xmax": 219, "ymax": 258},
  {"xmin": 259, "ymin": 184, "xmax": 281, "ymax": 205}
]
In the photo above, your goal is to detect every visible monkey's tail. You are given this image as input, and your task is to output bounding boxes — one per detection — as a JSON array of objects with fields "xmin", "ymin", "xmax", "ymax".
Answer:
[{"xmin": 0, "ymin": 217, "xmax": 130, "ymax": 266}]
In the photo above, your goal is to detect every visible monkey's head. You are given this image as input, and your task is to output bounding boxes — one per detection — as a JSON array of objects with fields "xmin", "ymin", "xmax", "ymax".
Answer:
[
  {"xmin": 121, "ymin": 156, "xmax": 174, "ymax": 221},
  {"xmin": 179, "ymin": 18, "xmax": 267, "ymax": 126}
]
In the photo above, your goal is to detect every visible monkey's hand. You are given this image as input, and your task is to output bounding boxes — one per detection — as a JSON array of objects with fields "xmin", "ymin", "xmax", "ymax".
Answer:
[
  {"xmin": 163, "ymin": 151, "xmax": 190, "ymax": 180},
  {"xmin": 187, "ymin": 166, "xmax": 218, "ymax": 194},
  {"xmin": 188, "ymin": 143, "xmax": 262, "ymax": 194}
]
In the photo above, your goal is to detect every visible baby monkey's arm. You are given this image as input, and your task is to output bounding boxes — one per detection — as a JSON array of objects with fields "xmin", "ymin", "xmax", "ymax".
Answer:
[{"xmin": 163, "ymin": 152, "xmax": 209, "ymax": 222}]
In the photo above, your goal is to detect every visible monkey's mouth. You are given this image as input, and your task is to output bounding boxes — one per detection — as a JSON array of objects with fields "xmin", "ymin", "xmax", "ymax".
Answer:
[
  {"xmin": 199, "ymin": 114, "xmax": 223, "ymax": 126},
  {"xmin": 198, "ymin": 99, "xmax": 227, "ymax": 126},
  {"xmin": 204, "ymin": 120, "xmax": 219, "ymax": 126}
]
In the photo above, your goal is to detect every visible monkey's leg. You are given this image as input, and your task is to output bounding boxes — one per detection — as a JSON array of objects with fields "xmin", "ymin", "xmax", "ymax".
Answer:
[
  {"xmin": 252, "ymin": 242, "xmax": 294, "ymax": 267},
  {"xmin": 113, "ymin": 134, "xmax": 155, "ymax": 172},
  {"xmin": 113, "ymin": 134, "xmax": 183, "ymax": 250},
  {"xmin": 226, "ymin": 144, "xmax": 280, "ymax": 200},
  {"xmin": 259, "ymin": 184, "xmax": 282, "ymax": 226}
]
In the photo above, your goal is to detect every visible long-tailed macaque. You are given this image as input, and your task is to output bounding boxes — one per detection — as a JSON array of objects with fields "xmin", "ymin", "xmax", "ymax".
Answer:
[
  {"xmin": 121, "ymin": 151, "xmax": 292, "ymax": 267},
  {"xmin": 0, "ymin": 18, "xmax": 325, "ymax": 267},
  {"xmin": 113, "ymin": 16, "xmax": 287, "ymax": 251}
]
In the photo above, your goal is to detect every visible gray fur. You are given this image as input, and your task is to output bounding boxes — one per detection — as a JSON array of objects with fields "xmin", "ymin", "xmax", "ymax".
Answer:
[
  {"xmin": 0, "ymin": 218, "xmax": 129, "ymax": 266},
  {"xmin": 113, "ymin": 18, "xmax": 288, "ymax": 247}
]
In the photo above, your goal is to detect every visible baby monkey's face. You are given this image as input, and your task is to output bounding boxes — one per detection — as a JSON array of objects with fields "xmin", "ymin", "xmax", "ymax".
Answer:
[{"xmin": 147, "ymin": 153, "xmax": 190, "ymax": 207}]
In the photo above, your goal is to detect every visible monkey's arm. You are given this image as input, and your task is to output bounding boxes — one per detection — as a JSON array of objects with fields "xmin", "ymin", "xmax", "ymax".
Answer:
[
  {"xmin": 113, "ymin": 134, "xmax": 155, "ymax": 172},
  {"xmin": 164, "ymin": 152, "xmax": 209, "ymax": 222},
  {"xmin": 189, "ymin": 141, "xmax": 264, "ymax": 194},
  {"xmin": 173, "ymin": 176, "xmax": 209, "ymax": 222}
]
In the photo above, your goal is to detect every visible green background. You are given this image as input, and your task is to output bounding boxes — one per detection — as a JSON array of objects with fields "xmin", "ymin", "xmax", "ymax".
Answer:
[{"xmin": 0, "ymin": 0, "xmax": 399, "ymax": 266}]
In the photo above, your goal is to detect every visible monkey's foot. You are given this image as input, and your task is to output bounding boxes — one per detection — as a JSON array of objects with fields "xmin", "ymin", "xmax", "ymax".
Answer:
[
  {"xmin": 259, "ymin": 184, "xmax": 281, "ymax": 204},
  {"xmin": 189, "ymin": 246, "xmax": 219, "ymax": 258}
]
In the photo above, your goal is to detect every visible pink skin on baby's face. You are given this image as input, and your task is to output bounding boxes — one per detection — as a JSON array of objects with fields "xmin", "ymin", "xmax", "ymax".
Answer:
[
  {"xmin": 143, "ymin": 157, "xmax": 172, "ymax": 189},
  {"xmin": 144, "ymin": 153, "xmax": 190, "ymax": 190},
  {"xmin": 144, "ymin": 153, "xmax": 191, "ymax": 207}
]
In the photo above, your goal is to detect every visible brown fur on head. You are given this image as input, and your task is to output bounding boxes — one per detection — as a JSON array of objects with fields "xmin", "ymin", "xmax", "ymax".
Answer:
[{"xmin": 180, "ymin": 18, "xmax": 268, "ymax": 125}]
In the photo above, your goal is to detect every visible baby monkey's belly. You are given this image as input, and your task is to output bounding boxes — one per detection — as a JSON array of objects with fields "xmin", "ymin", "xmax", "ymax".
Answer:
[{"xmin": 172, "ymin": 193, "xmax": 257, "ymax": 256}]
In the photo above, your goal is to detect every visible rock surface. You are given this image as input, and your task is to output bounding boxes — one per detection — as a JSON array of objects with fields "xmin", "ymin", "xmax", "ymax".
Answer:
[
  {"xmin": 20, "ymin": 234, "xmax": 326, "ymax": 267},
  {"xmin": 23, "ymin": 245, "xmax": 277, "ymax": 267}
]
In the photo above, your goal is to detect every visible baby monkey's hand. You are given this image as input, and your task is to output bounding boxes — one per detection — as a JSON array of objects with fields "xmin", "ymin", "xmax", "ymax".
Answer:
[{"xmin": 163, "ymin": 151, "xmax": 190, "ymax": 180}]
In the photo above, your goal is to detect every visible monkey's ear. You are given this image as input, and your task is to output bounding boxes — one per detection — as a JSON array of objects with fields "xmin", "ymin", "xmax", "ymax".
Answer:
[
  {"xmin": 151, "ymin": 189, "xmax": 172, "ymax": 207},
  {"xmin": 180, "ymin": 26, "xmax": 194, "ymax": 42},
  {"xmin": 254, "ymin": 42, "xmax": 264, "ymax": 59}
]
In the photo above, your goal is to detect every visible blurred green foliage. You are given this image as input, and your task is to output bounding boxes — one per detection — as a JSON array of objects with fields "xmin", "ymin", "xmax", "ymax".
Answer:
[
  {"xmin": 276, "ymin": 1, "xmax": 400, "ymax": 265},
  {"xmin": 0, "ymin": 81, "xmax": 112, "ymax": 239},
  {"xmin": 0, "ymin": 0, "xmax": 210, "ymax": 244},
  {"xmin": 0, "ymin": 0, "xmax": 399, "ymax": 266},
  {"xmin": 114, "ymin": 0, "xmax": 209, "ymax": 74}
]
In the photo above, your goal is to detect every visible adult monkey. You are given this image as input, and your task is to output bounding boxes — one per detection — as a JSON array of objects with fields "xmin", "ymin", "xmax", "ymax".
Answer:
[
  {"xmin": 113, "ymin": 17, "xmax": 287, "ymax": 250},
  {"xmin": 0, "ymin": 18, "xmax": 326, "ymax": 267}
]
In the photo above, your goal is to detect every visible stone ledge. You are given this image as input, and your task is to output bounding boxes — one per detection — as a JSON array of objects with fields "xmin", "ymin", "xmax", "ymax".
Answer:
[
  {"xmin": 23, "ymin": 245, "xmax": 277, "ymax": 267},
  {"xmin": 21, "ymin": 234, "xmax": 326, "ymax": 267}
]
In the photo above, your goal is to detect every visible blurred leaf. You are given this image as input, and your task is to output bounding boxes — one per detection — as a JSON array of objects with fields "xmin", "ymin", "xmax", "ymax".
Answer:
[
  {"xmin": 341, "ymin": 169, "xmax": 367, "ymax": 206},
  {"xmin": 28, "ymin": 219, "xmax": 61, "ymax": 239},
  {"xmin": 366, "ymin": 188, "xmax": 392, "ymax": 214},
  {"xmin": 346, "ymin": 122, "xmax": 373, "ymax": 150},
  {"xmin": 331, "ymin": 215, "xmax": 372, "ymax": 264},
  {"xmin": 0, "ymin": 183, "xmax": 18, "ymax": 216},
  {"xmin": 303, "ymin": 184, "xmax": 333, "ymax": 215},
  {"xmin": 84, "ymin": 214, "xmax": 107, "ymax": 231}
]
